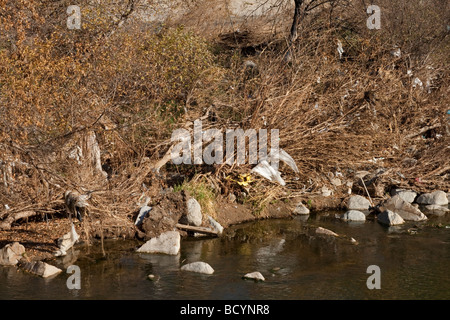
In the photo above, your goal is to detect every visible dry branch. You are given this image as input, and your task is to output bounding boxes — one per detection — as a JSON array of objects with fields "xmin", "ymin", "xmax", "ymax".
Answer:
[{"xmin": 0, "ymin": 211, "xmax": 37, "ymax": 230}]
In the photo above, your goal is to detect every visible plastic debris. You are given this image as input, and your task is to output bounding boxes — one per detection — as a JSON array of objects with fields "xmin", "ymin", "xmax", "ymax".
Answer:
[
  {"xmin": 412, "ymin": 77, "xmax": 423, "ymax": 89},
  {"xmin": 135, "ymin": 196, "xmax": 152, "ymax": 226},
  {"xmin": 337, "ymin": 40, "xmax": 344, "ymax": 59},
  {"xmin": 54, "ymin": 223, "xmax": 79, "ymax": 257},
  {"xmin": 251, "ymin": 148, "xmax": 299, "ymax": 186},
  {"xmin": 252, "ymin": 160, "xmax": 286, "ymax": 186}
]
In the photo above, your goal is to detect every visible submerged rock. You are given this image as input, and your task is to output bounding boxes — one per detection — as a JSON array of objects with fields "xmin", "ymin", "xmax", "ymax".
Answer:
[
  {"xmin": 243, "ymin": 271, "xmax": 265, "ymax": 282},
  {"xmin": 383, "ymin": 195, "xmax": 427, "ymax": 221},
  {"xmin": 136, "ymin": 231, "xmax": 181, "ymax": 255},
  {"xmin": 0, "ymin": 242, "xmax": 25, "ymax": 266},
  {"xmin": 347, "ymin": 195, "xmax": 371, "ymax": 211},
  {"xmin": 19, "ymin": 260, "xmax": 62, "ymax": 278},
  {"xmin": 377, "ymin": 209, "xmax": 405, "ymax": 226},
  {"xmin": 338, "ymin": 210, "xmax": 366, "ymax": 222},
  {"xmin": 424, "ymin": 205, "xmax": 449, "ymax": 216},
  {"xmin": 180, "ymin": 261, "xmax": 214, "ymax": 274},
  {"xmin": 416, "ymin": 191, "xmax": 448, "ymax": 206},
  {"xmin": 315, "ymin": 227, "xmax": 339, "ymax": 237}
]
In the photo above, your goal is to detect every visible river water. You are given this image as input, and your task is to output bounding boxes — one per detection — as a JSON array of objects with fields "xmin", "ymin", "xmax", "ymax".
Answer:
[{"xmin": 1, "ymin": 211, "xmax": 449, "ymax": 300}]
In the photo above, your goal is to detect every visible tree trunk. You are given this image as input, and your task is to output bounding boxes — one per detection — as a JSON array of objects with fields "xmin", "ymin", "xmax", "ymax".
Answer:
[{"xmin": 289, "ymin": 0, "xmax": 304, "ymax": 44}]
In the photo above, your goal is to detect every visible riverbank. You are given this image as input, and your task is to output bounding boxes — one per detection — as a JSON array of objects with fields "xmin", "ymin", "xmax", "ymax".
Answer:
[
  {"xmin": 1, "ymin": 0, "xmax": 449, "ymax": 268},
  {"xmin": 1, "ymin": 181, "xmax": 448, "ymax": 264}
]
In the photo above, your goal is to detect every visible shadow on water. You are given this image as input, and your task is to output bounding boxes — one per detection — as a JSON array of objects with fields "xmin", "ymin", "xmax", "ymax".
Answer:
[{"xmin": 1, "ymin": 211, "xmax": 449, "ymax": 299}]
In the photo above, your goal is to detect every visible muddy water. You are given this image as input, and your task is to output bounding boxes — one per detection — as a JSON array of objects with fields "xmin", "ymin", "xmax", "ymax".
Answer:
[{"xmin": 1, "ymin": 211, "xmax": 449, "ymax": 300}]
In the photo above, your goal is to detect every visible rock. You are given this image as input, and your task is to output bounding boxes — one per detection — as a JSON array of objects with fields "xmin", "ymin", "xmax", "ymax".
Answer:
[
  {"xmin": 186, "ymin": 198, "xmax": 202, "ymax": 226},
  {"xmin": 330, "ymin": 177, "xmax": 342, "ymax": 187},
  {"xmin": 243, "ymin": 271, "xmax": 265, "ymax": 281},
  {"xmin": 147, "ymin": 274, "xmax": 160, "ymax": 281},
  {"xmin": 180, "ymin": 261, "xmax": 214, "ymax": 274},
  {"xmin": 390, "ymin": 189, "xmax": 417, "ymax": 203},
  {"xmin": 0, "ymin": 242, "xmax": 25, "ymax": 266},
  {"xmin": 338, "ymin": 210, "xmax": 366, "ymax": 221},
  {"xmin": 347, "ymin": 195, "xmax": 371, "ymax": 211},
  {"xmin": 383, "ymin": 195, "xmax": 427, "ymax": 221},
  {"xmin": 136, "ymin": 231, "xmax": 181, "ymax": 255},
  {"xmin": 293, "ymin": 202, "xmax": 310, "ymax": 215},
  {"xmin": 19, "ymin": 261, "xmax": 62, "ymax": 278},
  {"xmin": 228, "ymin": 193, "xmax": 236, "ymax": 203},
  {"xmin": 424, "ymin": 205, "xmax": 449, "ymax": 215},
  {"xmin": 321, "ymin": 186, "xmax": 332, "ymax": 197},
  {"xmin": 377, "ymin": 209, "xmax": 405, "ymax": 226},
  {"xmin": 207, "ymin": 215, "xmax": 224, "ymax": 235},
  {"xmin": 416, "ymin": 191, "xmax": 449, "ymax": 206},
  {"xmin": 54, "ymin": 224, "xmax": 79, "ymax": 257},
  {"xmin": 315, "ymin": 227, "xmax": 338, "ymax": 237}
]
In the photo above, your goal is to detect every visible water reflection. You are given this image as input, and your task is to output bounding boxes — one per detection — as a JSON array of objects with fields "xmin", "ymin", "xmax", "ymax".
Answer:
[{"xmin": 1, "ymin": 212, "xmax": 449, "ymax": 299}]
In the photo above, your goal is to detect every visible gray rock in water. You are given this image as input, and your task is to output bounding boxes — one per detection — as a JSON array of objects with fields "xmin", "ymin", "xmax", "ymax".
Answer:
[
  {"xmin": 390, "ymin": 189, "xmax": 417, "ymax": 203},
  {"xmin": 416, "ymin": 191, "xmax": 449, "ymax": 206},
  {"xmin": 383, "ymin": 195, "xmax": 427, "ymax": 221},
  {"xmin": 19, "ymin": 260, "xmax": 62, "ymax": 278},
  {"xmin": 186, "ymin": 198, "xmax": 203, "ymax": 226},
  {"xmin": 377, "ymin": 209, "xmax": 405, "ymax": 226},
  {"xmin": 0, "ymin": 242, "xmax": 25, "ymax": 266},
  {"xmin": 181, "ymin": 261, "xmax": 214, "ymax": 274},
  {"xmin": 293, "ymin": 202, "xmax": 310, "ymax": 215},
  {"xmin": 243, "ymin": 271, "xmax": 265, "ymax": 281},
  {"xmin": 424, "ymin": 205, "xmax": 449, "ymax": 216},
  {"xmin": 315, "ymin": 227, "xmax": 339, "ymax": 237},
  {"xmin": 338, "ymin": 210, "xmax": 366, "ymax": 221},
  {"xmin": 136, "ymin": 231, "xmax": 181, "ymax": 255},
  {"xmin": 347, "ymin": 195, "xmax": 371, "ymax": 211}
]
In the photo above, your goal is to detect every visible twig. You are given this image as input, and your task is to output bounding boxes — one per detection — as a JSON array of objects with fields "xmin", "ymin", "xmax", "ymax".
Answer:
[{"xmin": 360, "ymin": 177, "xmax": 374, "ymax": 207}]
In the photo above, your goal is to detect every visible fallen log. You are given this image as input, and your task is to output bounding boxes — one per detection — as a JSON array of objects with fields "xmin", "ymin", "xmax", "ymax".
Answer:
[
  {"xmin": 0, "ymin": 211, "xmax": 37, "ymax": 230},
  {"xmin": 175, "ymin": 223, "xmax": 219, "ymax": 236}
]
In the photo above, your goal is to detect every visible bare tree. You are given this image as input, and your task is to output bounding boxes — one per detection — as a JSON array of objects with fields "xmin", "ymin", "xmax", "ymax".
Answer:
[{"xmin": 285, "ymin": 0, "xmax": 338, "ymax": 62}]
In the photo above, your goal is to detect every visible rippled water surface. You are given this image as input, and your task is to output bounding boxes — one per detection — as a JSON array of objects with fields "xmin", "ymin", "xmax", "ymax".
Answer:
[{"xmin": 1, "ymin": 211, "xmax": 449, "ymax": 300}]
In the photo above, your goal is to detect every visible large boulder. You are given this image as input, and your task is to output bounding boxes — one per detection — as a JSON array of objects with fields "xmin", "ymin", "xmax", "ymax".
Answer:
[
  {"xmin": 416, "ymin": 191, "xmax": 448, "ymax": 206},
  {"xmin": 136, "ymin": 231, "xmax": 181, "ymax": 255},
  {"xmin": 390, "ymin": 189, "xmax": 417, "ymax": 203},
  {"xmin": 180, "ymin": 261, "xmax": 214, "ymax": 274},
  {"xmin": 377, "ymin": 210, "xmax": 405, "ymax": 226},
  {"xmin": 347, "ymin": 195, "xmax": 371, "ymax": 211},
  {"xmin": 383, "ymin": 195, "xmax": 427, "ymax": 221},
  {"xmin": 19, "ymin": 261, "xmax": 62, "ymax": 278},
  {"xmin": 338, "ymin": 210, "xmax": 366, "ymax": 222},
  {"xmin": 0, "ymin": 242, "xmax": 25, "ymax": 266}
]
